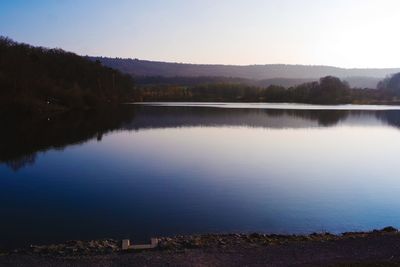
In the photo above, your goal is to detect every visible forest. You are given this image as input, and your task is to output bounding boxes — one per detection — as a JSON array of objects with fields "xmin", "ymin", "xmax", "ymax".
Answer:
[
  {"xmin": 2, "ymin": 37, "xmax": 400, "ymax": 112},
  {"xmin": 0, "ymin": 37, "xmax": 135, "ymax": 113},
  {"xmin": 136, "ymin": 75, "xmax": 400, "ymax": 104}
]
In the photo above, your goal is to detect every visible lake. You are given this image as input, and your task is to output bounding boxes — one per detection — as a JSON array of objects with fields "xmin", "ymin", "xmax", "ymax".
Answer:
[{"xmin": 1, "ymin": 103, "xmax": 400, "ymax": 249}]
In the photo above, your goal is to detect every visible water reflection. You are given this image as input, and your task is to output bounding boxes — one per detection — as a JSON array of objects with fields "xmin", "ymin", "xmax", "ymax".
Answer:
[
  {"xmin": 2, "ymin": 103, "xmax": 400, "ymax": 249},
  {"xmin": 0, "ymin": 108, "xmax": 136, "ymax": 171},
  {"xmin": 2, "ymin": 105, "xmax": 400, "ymax": 170}
]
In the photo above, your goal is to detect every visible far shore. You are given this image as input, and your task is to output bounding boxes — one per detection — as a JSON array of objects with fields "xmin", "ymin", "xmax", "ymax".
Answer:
[
  {"xmin": 5, "ymin": 100, "xmax": 400, "ymax": 116},
  {"xmin": 2, "ymin": 227, "xmax": 400, "ymax": 266}
]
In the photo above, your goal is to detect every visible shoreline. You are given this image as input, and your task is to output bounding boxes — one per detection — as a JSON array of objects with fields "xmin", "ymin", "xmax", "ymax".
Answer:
[{"xmin": 2, "ymin": 227, "xmax": 400, "ymax": 266}]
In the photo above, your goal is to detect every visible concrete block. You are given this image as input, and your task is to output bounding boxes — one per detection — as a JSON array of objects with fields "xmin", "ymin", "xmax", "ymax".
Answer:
[
  {"xmin": 122, "ymin": 239, "xmax": 130, "ymax": 250},
  {"xmin": 151, "ymin": 238, "xmax": 159, "ymax": 247}
]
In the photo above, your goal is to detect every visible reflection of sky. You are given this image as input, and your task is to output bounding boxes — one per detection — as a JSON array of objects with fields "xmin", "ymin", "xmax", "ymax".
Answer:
[
  {"xmin": 1, "ymin": 108, "xmax": 400, "ymax": 248},
  {"xmin": 106, "ymin": 126, "xmax": 400, "ymax": 233}
]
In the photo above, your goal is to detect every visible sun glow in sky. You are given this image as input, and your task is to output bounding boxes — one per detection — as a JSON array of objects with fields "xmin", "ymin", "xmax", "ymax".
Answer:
[{"xmin": 1, "ymin": 0, "xmax": 399, "ymax": 68}]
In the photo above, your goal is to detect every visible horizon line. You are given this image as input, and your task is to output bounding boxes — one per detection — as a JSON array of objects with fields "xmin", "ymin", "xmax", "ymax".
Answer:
[{"xmin": 88, "ymin": 55, "xmax": 400, "ymax": 70}]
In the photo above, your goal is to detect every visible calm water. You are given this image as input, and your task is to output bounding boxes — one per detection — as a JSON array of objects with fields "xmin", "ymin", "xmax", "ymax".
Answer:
[{"xmin": 1, "ymin": 103, "xmax": 400, "ymax": 249}]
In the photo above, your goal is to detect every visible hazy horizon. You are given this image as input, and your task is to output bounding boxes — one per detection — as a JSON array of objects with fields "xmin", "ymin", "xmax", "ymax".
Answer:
[
  {"xmin": 92, "ymin": 56, "xmax": 400, "ymax": 70},
  {"xmin": 1, "ymin": 0, "xmax": 400, "ymax": 69}
]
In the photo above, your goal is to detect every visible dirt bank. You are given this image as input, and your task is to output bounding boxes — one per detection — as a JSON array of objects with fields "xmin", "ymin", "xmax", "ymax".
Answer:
[{"xmin": 1, "ymin": 227, "xmax": 400, "ymax": 266}]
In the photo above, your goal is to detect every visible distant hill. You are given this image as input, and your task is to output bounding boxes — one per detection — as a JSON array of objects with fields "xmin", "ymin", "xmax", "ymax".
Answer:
[
  {"xmin": 134, "ymin": 76, "xmax": 315, "ymax": 88},
  {"xmin": 90, "ymin": 57, "xmax": 399, "ymax": 88}
]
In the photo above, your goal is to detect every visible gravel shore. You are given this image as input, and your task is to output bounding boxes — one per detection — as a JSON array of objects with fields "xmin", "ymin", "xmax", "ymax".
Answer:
[{"xmin": 1, "ymin": 227, "xmax": 400, "ymax": 266}]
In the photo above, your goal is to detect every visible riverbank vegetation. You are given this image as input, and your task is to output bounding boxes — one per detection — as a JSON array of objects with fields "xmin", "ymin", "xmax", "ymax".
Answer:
[
  {"xmin": 136, "ymin": 75, "xmax": 400, "ymax": 104},
  {"xmin": 0, "ymin": 37, "xmax": 134, "ymax": 114},
  {"xmin": 2, "ymin": 37, "xmax": 400, "ymax": 112}
]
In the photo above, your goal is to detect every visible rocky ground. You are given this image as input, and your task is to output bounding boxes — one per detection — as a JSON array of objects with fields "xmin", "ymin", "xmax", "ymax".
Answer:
[{"xmin": 1, "ymin": 227, "xmax": 400, "ymax": 266}]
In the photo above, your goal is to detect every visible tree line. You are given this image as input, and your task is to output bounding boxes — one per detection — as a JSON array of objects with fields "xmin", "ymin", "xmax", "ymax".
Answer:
[
  {"xmin": 0, "ymin": 37, "xmax": 135, "ymax": 113},
  {"xmin": 2, "ymin": 36, "xmax": 400, "ymax": 111},
  {"xmin": 136, "ymin": 75, "xmax": 400, "ymax": 104}
]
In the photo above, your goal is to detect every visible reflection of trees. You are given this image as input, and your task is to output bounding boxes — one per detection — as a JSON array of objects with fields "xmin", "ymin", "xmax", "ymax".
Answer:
[
  {"xmin": 2, "ymin": 105, "xmax": 399, "ymax": 171},
  {"xmin": 261, "ymin": 109, "xmax": 350, "ymax": 126},
  {"xmin": 6, "ymin": 154, "xmax": 37, "ymax": 171},
  {"xmin": 125, "ymin": 106, "xmax": 358, "ymax": 129},
  {"xmin": 0, "ymin": 107, "xmax": 136, "ymax": 171},
  {"xmin": 375, "ymin": 110, "xmax": 400, "ymax": 128}
]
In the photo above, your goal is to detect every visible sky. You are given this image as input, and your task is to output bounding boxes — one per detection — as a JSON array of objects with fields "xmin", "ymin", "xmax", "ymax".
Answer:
[{"xmin": 1, "ymin": 0, "xmax": 399, "ymax": 68}]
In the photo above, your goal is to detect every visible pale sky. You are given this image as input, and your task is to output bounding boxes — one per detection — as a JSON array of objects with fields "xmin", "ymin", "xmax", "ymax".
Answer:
[{"xmin": 1, "ymin": 0, "xmax": 399, "ymax": 68}]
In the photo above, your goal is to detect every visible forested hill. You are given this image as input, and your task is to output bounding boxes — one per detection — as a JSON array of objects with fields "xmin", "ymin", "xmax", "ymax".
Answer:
[
  {"xmin": 91, "ymin": 57, "xmax": 400, "ymax": 88},
  {"xmin": 0, "ymin": 37, "xmax": 135, "ymax": 113}
]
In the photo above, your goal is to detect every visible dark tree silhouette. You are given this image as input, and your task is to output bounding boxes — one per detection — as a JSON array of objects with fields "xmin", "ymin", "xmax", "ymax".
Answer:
[
  {"xmin": 378, "ymin": 73, "xmax": 400, "ymax": 95},
  {"xmin": 0, "ymin": 37, "xmax": 136, "ymax": 113},
  {"xmin": 1, "ymin": 36, "xmax": 399, "ymax": 109}
]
